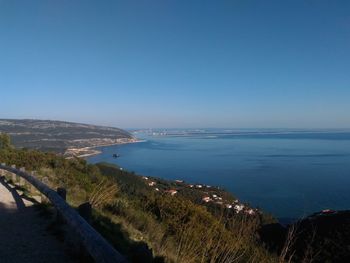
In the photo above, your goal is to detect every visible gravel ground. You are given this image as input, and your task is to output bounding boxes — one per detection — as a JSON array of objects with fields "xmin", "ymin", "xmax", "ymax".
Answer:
[{"xmin": 0, "ymin": 177, "xmax": 75, "ymax": 263}]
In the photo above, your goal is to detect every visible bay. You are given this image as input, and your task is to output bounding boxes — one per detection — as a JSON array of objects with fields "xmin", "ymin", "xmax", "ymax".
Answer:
[{"xmin": 87, "ymin": 130, "xmax": 350, "ymax": 219}]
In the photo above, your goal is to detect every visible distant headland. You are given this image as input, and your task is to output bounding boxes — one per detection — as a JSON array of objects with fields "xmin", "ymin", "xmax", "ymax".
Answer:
[{"xmin": 0, "ymin": 119, "xmax": 140, "ymax": 158}]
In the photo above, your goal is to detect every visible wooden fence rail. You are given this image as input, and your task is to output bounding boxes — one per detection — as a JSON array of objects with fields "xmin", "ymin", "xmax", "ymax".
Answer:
[{"xmin": 0, "ymin": 163, "xmax": 128, "ymax": 263}]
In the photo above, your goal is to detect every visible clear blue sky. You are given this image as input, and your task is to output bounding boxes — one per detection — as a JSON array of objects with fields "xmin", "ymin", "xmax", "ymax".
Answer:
[{"xmin": 0, "ymin": 0, "xmax": 349, "ymax": 128}]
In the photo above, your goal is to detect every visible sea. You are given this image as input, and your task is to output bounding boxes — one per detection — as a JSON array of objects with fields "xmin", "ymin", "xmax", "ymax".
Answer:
[{"xmin": 87, "ymin": 129, "xmax": 350, "ymax": 220}]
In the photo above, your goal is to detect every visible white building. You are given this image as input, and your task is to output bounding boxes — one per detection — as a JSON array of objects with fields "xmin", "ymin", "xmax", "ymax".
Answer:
[
  {"xmin": 166, "ymin": 189, "xmax": 178, "ymax": 196},
  {"xmin": 234, "ymin": 204, "xmax": 245, "ymax": 213},
  {"xmin": 202, "ymin": 196, "xmax": 212, "ymax": 203}
]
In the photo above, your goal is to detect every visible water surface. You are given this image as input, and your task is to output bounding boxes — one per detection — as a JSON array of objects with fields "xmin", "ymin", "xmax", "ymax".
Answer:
[{"xmin": 88, "ymin": 130, "xmax": 350, "ymax": 219}]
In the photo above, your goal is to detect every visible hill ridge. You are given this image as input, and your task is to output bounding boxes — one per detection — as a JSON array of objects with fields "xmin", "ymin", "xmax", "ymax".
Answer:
[{"xmin": 0, "ymin": 119, "xmax": 136, "ymax": 156}]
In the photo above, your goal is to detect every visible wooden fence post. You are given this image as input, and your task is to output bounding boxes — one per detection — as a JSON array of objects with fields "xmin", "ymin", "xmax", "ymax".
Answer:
[
  {"xmin": 10, "ymin": 165, "xmax": 19, "ymax": 183},
  {"xmin": 12, "ymin": 173, "xmax": 16, "ymax": 184},
  {"xmin": 78, "ymin": 202, "xmax": 92, "ymax": 224},
  {"xmin": 19, "ymin": 168, "xmax": 26, "ymax": 187},
  {"xmin": 57, "ymin": 187, "xmax": 67, "ymax": 200},
  {"xmin": 29, "ymin": 171, "xmax": 36, "ymax": 194},
  {"xmin": 29, "ymin": 171, "xmax": 37, "ymax": 196},
  {"xmin": 0, "ymin": 163, "xmax": 5, "ymax": 178},
  {"xmin": 56, "ymin": 187, "xmax": 67, "ymax": 223},
  {"xmin": 41, "ymin": 177, "xmax": 49, "ymax": 203}
]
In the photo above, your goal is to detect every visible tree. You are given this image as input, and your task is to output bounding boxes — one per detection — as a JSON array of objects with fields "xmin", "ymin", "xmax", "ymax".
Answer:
[{"xmin": 0, "ymin": 133, "xmax": 12, "ymax": 150}]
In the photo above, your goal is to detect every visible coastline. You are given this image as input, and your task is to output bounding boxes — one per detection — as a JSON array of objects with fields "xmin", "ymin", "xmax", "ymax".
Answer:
[{"xmin": 65, "ymin": 139, "xmax": 147, "ymax": 159}]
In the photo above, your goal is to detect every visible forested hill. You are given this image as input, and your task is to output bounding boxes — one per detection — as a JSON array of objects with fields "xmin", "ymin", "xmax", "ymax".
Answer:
[{"xmin": 0, "ymin": 119, "xmax": 134, "ymax": 154}]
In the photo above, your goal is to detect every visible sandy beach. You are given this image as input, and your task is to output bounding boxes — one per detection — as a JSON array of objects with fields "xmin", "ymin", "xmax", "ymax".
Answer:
[{"xmin": 65, "ymin": 139, "xmax": 146, "ymax": 159}]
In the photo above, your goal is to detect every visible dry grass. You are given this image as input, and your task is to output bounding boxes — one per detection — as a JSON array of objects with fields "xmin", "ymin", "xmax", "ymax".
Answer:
[{"xmin": 89, "ymin": 179, "xmax": 119, "ymax": 208}]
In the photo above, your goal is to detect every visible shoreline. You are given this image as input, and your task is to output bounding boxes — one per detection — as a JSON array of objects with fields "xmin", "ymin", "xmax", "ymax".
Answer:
[{"xmin": 66, "ymin": 139, "xmax": 147, "ymax": 159}]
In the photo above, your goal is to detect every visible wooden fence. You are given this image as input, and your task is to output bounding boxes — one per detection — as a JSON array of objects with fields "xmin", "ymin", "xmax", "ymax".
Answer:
[{"xmin": 0, "ymin": 163, "xmax": 128, "ymax": 263}]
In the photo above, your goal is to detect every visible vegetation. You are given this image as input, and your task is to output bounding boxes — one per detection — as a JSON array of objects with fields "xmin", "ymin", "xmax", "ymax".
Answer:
[
  {"xmin": 1, "ymin": 133, "xmax": 346, "ymax": 262},
  {"xmin": 0, "ymin": 119, "xmax": 133, "ymax": 153},
  {"xmin": 0, "ymin": 133, "xmax": 12, "ymax": 150}
]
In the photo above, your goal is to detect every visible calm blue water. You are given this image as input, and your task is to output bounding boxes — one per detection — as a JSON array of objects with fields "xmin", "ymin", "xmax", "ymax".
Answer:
[{"xmin": 88, "ymin": 131, "xmax": 350, "ymax": 219}]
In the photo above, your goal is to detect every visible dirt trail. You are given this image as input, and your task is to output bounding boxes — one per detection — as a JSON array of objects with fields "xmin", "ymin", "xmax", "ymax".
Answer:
[{"xmin": 0, "ymin": 177, "xmax": 74, "ymax": 263}]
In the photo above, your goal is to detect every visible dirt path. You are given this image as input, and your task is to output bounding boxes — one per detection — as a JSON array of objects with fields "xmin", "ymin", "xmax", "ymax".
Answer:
[{"xmin": 0, "ymin": 177, "xmax": 75, "ymax": 263}]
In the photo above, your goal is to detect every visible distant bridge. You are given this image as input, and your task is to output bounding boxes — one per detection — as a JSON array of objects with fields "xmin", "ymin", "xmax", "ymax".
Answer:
[{"xmin": 0, "ymin": 163, "xmax": 128, "ymax": 263}]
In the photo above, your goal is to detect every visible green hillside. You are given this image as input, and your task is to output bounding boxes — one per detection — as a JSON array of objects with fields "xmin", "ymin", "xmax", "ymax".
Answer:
[{"xmin": 0, "ymin": 119, "xmax": 134, "ymax": 154}]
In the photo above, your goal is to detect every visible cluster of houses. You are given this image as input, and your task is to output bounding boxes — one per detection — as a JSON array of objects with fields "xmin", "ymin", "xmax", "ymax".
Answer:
[
  {"xmin": 187, "ymin": 184, "xmax": 213, "ymax": 189},
  {"xmin": 201, "ymin": 194, "xmax": 256, "ymax": 215},
  {"xmin": 142, "ymin": 176, "xmax": 178, "ymax": 196},
  {"xmin": 142, "ymin": 176, "xmax": 256, "ymax": 216},
  {"xmin": 202, "ymin": 194, "xmax": 222, "ymax": 203}
]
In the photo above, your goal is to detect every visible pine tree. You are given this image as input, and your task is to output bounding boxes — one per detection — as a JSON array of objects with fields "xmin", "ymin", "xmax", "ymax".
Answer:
[{"xmin": 0, "ymin": 133, "xmax": 12, "ymax": 149}]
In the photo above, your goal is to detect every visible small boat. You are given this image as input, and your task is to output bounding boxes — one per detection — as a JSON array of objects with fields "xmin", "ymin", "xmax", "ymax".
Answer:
[{"xmin": 112, "ymin": 154, "xmax": 120, "ymax": 158}]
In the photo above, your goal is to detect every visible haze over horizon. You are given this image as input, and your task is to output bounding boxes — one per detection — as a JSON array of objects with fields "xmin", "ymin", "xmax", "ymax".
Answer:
[{"xmin": 1, "ymin": 1, "xmax": 349, "ymax": 129}]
